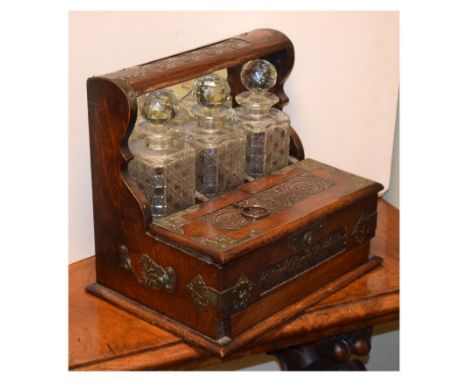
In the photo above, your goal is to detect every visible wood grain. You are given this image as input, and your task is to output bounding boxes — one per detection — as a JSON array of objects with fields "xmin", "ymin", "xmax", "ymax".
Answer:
[
  {"xmin": 69, "ymin": 199, "xmax": 399, "ymax": 370},
  {"xmin": 85, "ymin": 29, "xmax": 304, "ymax": 343},
  {"xmin": 86, "ymin": 28, "xmax": 384, "ymax": 349}
]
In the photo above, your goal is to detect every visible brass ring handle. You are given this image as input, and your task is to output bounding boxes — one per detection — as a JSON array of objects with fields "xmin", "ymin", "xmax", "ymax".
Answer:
[{"xmin": 240, "ymin": 205, "xmax": 270, "ymax": 220}]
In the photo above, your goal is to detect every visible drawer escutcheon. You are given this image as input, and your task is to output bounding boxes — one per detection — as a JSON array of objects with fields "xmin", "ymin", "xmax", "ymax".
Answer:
[{"xmin": 289, "ymin": 220, "xmax": 325, "ymax": 252}]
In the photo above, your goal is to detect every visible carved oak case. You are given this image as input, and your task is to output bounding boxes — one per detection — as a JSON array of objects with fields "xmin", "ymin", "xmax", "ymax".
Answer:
[{"xmin": 85, "ymin": 29, "xmax": 384, "ymax": 358}]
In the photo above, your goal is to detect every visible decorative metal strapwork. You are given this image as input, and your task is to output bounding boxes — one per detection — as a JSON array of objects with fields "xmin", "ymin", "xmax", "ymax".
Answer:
[
  {"xmin": 186, "ymin": 274, "xmax": 255, "ymax": 314},
  {"xmin": 118, "ymin": 246, "xmax": 176, "ymax": 294},
  {"xmin": 137, "ymin": 254, "xmax": 177, "ymax": 293},
  {"xmin": 106, "ymin": 38, "xmax": 252, "ymax": 81},
  {"xmin": 152, "ymin": 204, "xmax": 200, "ymax": 234}
]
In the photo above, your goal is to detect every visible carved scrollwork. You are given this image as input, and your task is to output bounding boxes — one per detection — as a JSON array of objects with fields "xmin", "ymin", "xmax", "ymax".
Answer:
[
  {"xmin": 200, "ymin": 171, "xmax": 335, "ymax": 230},
  {"xmin": 190, "ymin": 230, "xmax": 262, "ymax": 251},
  {"xmin": 244, "ymin": 172, "xmax": 334, "ymax": 210},
  {"xmin": 203, "ymin": 207, "xmax": 250, "ymax": 230},
  {"xmin": 261, "ymin": 227, "xmax": 347, "ymax": 293}
]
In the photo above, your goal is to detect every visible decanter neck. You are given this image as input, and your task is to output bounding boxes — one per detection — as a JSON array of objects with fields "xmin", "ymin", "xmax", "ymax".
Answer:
[
  {"xmin": 193, "ymin": 104, "xmax": 230, "ymax": 131},
  {"xmin": 235, "ymin": 90, "xmax": 279, "ymax": 116},
  {"xmin": 243, "ymin": 105, "xmax": 272, "ymax": 116},
  {"xmin": 197, "ymin": 116, "xmax": 224, "ymax": 130},
  {"xmin": 144, "ymin": 124, "xmax": 176, "ymax": 150}
]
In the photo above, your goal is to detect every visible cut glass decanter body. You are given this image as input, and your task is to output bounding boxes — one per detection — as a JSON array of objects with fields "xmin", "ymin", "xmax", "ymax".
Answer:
[
  {"xmin": 128, "ymin": 90, "xmax": 196, "ymax": 219},
  {"xmin": 234, "ymin": 59, "xmax": 290, "ymax": 178},
  {"xmin": 186, "ymin": 74, "xmax": 246, "ymax": 199}
]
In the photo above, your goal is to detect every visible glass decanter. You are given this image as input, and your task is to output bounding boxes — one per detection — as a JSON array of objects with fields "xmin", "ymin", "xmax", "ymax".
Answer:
[
  {"xmin": 186, "ymin": 74, "xmax": 246, "ymax": 199},
  {"xmin": 128, "ymin": 91, "xmax": 196, "ymax": 219},
  {"xmin": 234, "ymin": 59, "xmax": 290, "ymax": 178}
]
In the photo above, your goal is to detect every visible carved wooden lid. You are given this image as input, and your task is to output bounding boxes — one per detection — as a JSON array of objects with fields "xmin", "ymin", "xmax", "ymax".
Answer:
[{"xmin": 150, "ymin": 158, "xmax": 383, "ymax": 264}]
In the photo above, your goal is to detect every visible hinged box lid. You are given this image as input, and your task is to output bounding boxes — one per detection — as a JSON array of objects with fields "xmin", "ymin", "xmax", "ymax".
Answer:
[{"xmin": 150, "ymin": 158, "xmax": 383, "ymax": 264}]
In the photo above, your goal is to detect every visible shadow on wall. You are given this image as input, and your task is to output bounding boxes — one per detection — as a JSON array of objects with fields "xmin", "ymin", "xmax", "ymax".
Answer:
[{"xmin": 384, "ymin": 96, "xmax": 399, "ymax": 209}]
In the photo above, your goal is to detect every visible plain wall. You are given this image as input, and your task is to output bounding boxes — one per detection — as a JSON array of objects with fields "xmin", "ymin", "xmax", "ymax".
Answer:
[{"xmin": 69, "ymin": 11, "xmax": 399, "ymax": 371}]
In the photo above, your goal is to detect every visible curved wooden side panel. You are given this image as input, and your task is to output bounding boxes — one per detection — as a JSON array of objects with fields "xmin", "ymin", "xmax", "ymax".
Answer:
[
  {"xmin": 87, "ymin": 77, "xmax": 224, "ymax": 338},
  {"xmin": 87, "ymin": 77, "xmax": 151, "ymax": 232}
]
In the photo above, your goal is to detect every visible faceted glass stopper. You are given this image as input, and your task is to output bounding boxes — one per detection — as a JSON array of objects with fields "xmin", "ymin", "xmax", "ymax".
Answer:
[
  {"xmin": 241, "ymin": 59, "xmax": 277, "ymax": 91},
  {"xmin": 143, "ymin": 90, "xmax": 177, "ymax": 122},
  {"xmin": 194, "ymin": 74, "xmax": 231, "ymax": 108}
]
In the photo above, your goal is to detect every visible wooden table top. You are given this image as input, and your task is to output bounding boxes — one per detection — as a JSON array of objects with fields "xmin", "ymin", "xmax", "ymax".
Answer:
[{"xmin": 69, "ymin": 199, "xmax": 399, "ymax": 371}]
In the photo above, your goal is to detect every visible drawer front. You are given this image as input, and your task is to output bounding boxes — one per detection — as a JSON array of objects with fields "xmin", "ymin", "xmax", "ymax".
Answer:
[
  {"xmin": 260, "ymin": 220, "xmax": 347, "ymax": 295},
  {"xmin": 219, "ymin": 195, "xmax": 378, "ymax": 334}
]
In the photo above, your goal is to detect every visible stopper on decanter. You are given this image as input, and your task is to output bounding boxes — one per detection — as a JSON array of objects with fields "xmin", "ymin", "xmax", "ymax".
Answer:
[
  {"xmin": 143, "ymin": 90, "xmax": 178, "ymax": 122},
  {"xmin": 194, "ymin": 74, "xmax": 231, "ymax": 108},
  {"xmin": 240, "ymin": 59, "xmax": 277, "ymax": 92}
]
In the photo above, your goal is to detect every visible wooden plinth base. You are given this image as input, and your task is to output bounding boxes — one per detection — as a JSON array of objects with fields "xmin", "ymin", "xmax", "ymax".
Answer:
[{"xmin": 86, "ymin": 256, "xmax": 382, "ymax": 358}]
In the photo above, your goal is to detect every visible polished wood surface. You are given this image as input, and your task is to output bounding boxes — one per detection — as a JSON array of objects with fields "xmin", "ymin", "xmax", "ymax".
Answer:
[
  {"xmin": 86, "ymin": 29, "xmax": 306, "ymax": 347},
  {"xmin": 69, "ymin": 199, "xmax": 399, "ymax": 370},
  {"xmin": 87, "ymin": 28, "xmax": 384, "ymax": 353}
]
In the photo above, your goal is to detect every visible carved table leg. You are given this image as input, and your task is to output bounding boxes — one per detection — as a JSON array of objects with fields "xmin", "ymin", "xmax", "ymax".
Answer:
[{"xmin": 268, "ymin": 327, "xmax": 372, "ymax": 371}]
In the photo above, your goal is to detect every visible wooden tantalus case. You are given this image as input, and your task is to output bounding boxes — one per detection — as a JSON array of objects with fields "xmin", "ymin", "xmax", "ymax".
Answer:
[{"xmin": 85, "ymin": 29, "xmax": 384, "ymax": 358}]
